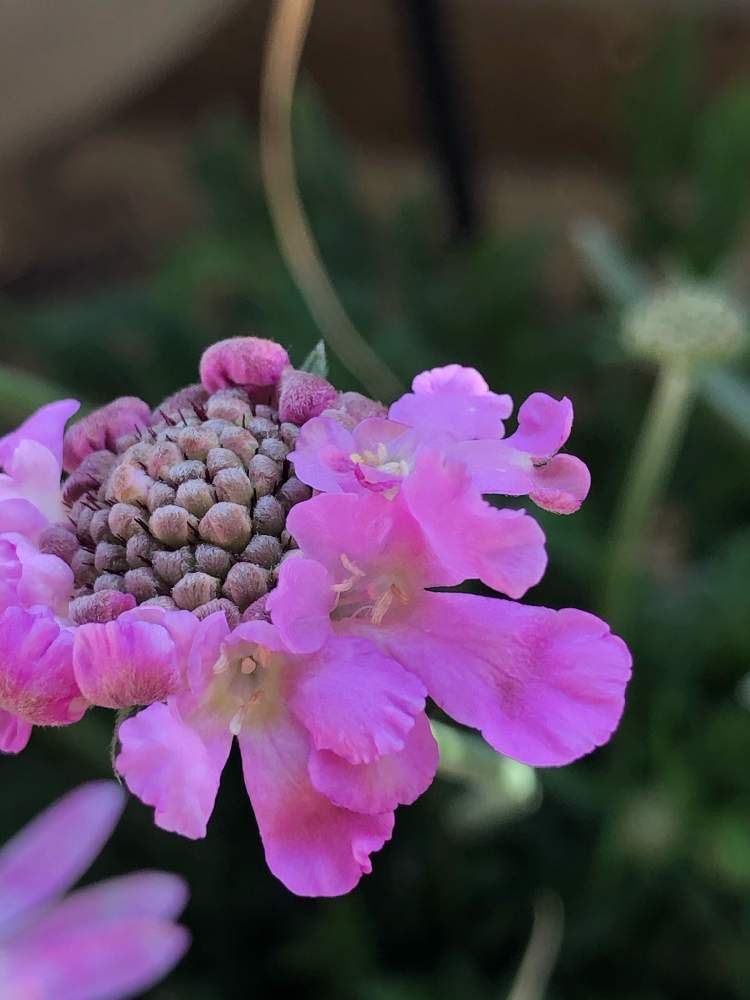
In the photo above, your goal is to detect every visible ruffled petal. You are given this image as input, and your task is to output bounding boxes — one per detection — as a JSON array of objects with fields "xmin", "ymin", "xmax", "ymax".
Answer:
[
  {"xmin": 239, "ymin": 709, "xmax": 393, "ymax": 896},
  {"xmin": 73, "ymin": 618, "xmax": 183, "ymax": 710},
  {"xmin": 0, "ymin": 781, "xmax": 124, "ymax": 937},
  {"xmin": 289, "ymin": 635, "xmax": 426, "ymax": 764},
  {"xmin": 308, "ymin": 711, "xmax": 438, "ymax": 814},
  {"xmin": 116, "ymin": 701, "xmax": 232, "ymax": 839},
  {"xmin": 504, "ymin": 393, "xmax": 573, "ymax": 457},
  {"xmin": 0, "ymin": 607, "xmax": 83, "ymax": 727},
  {"xmin": 402, "ymin": 452, "xmax": 547, "ymax": 598},
  {"xmin": 367, "ymin": 591, "xmax": 631, "ymax": 767},
  {"xmin": 528, "ymin": 453, "xmax": 591, "ymax": 514}
]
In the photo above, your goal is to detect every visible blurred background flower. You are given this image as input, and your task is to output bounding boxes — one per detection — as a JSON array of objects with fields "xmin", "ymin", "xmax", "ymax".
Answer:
[
  {"xmin": 2, "ymin": 1, "xmax": 750, "ymax": 997},
  {"xmin": 0, "ymin": 781, "xmax": 189, "ymax": 999}
]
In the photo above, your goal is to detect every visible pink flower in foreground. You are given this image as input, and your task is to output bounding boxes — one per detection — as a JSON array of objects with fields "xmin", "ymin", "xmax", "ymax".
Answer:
[
  {"xmin": 269, "ymin": 456, "xmax": 631, "ymax": 768},
  {"xmin": 290, "ymin": 364, "xmax": 590, "ymax": 515},
  {"xmin": 0, "ymin": 781, "xmax": 189, "ymax": 1000},
  {"xmin": 0, "ymin": 336, "xmax": 631, "ymax": 896},
  {"xmin": 116, "ymin": 611, "xmax": 436, "ymax": 896}
]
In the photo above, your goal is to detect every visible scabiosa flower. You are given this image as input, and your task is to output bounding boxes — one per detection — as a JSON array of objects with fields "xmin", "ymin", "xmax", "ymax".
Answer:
[
  {"xmin": 0, "ymin": 781, "xmax": 189, "ymax": 999},
  {"xmin": 115, "ymin": 611, "xmax": 436, "ymax": 896},
  {"xmin": 0, "ymin": 335, "xmax": 631, "ymax": 896},
  {"xmin": 289, "ymin": 364, "xmax": 591, "ymax": 514}
]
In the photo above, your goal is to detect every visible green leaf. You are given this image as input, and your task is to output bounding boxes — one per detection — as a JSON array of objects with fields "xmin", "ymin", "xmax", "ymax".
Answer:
[{"xmin": 300, "ymin": 340, "xmax": 329, "ymax": 378}]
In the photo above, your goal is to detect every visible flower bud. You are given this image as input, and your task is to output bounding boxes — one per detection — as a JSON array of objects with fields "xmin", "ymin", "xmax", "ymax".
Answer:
[
  {"xmin": 200, "ymin": 336, "xmax": 290, "ymax": 394},
  {"xmin": 213, "ymin": 468, "xmax": 254, "ymax": 506},
  {"xmin": 149, "ymin": 505, "xmax": 197, "ymax": 547},
  {"xmin": 623, "ymin": 283, "xmax": 748, "ymax": 366},
  {"xmin": 175, "ymin": 480, "xmax": 216, "ymax": 518},
  {"xmin": 69, "ymin": 590, "xmax": 136, "ymax": 624},
  {"xmin": 278, "ymin": 369, "xmax": 337, "ymax": 424},
  {"xmin": 223, "ymin": 562, "xmax": 269, "ymax": 610},
  {"xmin": 199, "ymin": 502, "xmax": 253, "ymax": 552},
  {"xmin": 172, "ymin": 572, "xmax": 221, "ymax": 611}
]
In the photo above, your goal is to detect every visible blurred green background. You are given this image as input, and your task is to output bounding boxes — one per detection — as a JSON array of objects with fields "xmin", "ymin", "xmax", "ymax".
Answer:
[{"xmin": 2, "ymin": 4, "xmax": 750, "ymax": 998}]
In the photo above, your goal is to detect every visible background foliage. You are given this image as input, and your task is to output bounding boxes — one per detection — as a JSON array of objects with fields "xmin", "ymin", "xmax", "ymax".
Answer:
[{"xmin": 2, "ymin": 27, "xmax": 750, "ymax": 1000}]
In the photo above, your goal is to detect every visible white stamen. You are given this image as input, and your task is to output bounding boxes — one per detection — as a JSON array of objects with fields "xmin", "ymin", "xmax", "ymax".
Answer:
[{"xmin": 229, "ymin": 712, "xmax": 244, "ymax": 736}]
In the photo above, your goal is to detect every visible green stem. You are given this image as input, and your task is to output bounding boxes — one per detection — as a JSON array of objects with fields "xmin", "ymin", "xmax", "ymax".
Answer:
[{"xmin": 603, "ymin": 364, "xmax": 695, "ymax": 629}]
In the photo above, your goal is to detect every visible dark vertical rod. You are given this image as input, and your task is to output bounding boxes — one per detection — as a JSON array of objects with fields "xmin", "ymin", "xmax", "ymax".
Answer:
[{"xmin": 399, "ymin": 0, "xmax": 479, "ymax": 239}]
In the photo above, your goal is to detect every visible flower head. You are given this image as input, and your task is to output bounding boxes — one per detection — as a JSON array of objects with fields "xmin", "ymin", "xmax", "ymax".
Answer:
[
  {"xmin": 0, "ymin": 782, "xmax": 189, "ymax": 999},
  {"xmin": 0, "ymin": 336, "xmax": 631, "ymax": 896}
]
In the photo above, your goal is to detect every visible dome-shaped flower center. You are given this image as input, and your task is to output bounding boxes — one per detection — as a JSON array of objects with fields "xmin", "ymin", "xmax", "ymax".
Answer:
[{"xmin": 52, "ymin": 387, "xmax": 311, "ymax": 626}]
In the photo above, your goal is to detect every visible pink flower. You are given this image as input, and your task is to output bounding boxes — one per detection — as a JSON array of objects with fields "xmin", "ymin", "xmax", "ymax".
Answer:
[
  {"xmin": 116, "ymin": 611, "xmax": 437, "ymax": 896},
  {"xmin": 290, "ymin": 365, "xmax": 590, "ymax": 515},
  {"xmin": 269, "ymin": 461, "xmax": 631, "ymax": 768},
  {"xmin": 0, "ymin": 781, "xmax": 189, "ymax": 1000},
  {"xmin": 0, "ymin": 338, "xmax": 630, "ymax": 896}
]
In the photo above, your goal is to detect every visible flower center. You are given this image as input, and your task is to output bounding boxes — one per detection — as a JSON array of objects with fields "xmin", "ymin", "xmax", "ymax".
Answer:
[
  {"xmin": 332, "ymin": 553, "xmax": 410, "ymax": 625},
  {"xmin": 210, "ymin": 644, "xmax": 280, "ymax": 735},
  {"xmin": 53, "ymin": 387, "xmax": 313, "ymax": 626},
  {"xmin": 350, "ymin": 443, "xmax": 411, "ymax": 480}
]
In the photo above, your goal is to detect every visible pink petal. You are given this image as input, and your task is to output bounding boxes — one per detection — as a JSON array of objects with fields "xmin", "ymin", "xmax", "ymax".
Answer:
[
  {"xmin": 504, "ymin": 393, "xmax": 573, "ymax": 457},
  {"xmin": 4, "ymin": 916, "xmax": 189, "ymax": 1000},
  {"xmin": 449, "ymin": 438, "xmax": 536, "ymax": 496},
  {"xmin": 116, "ymin": 701, "xmax": 232, "ymax": 839},
  {"xmin": 20, "ymin": 872, "xmax": 188, "ymax": 941},
  {"xmin": 371, "ymin": 591, "xmax": 632, "ymax": 767},
  {"xmin": 0, "ymin": 781, "xmax": 124, "ymax": 935},
  {"xmin": 200, "ymin": 336, "xmax": 290, "ymax": 394},
  {"xmin": 308, "ymin": 711, "xmax": 438, "ymax": 814},
  {"xmin": 0, "ymin": 399, "xmax": 80, "ymax": 470},
  {"xmin": 239, "ymin": 710, "xmax": 394, "ymax": 896},
  {"xmin": 287, "ymin": 416, "xmax": 358, "ymax": 493},
  {"xmin": 389, "ymin": 390, "xmax": 511, "ymax": 442},
  {"xmin": 0, "ymin": 533, "xmax": 73, "ymax": 615},
  {"xmin": 0, "ymin": 709, "xmax": 32, "ymax": 753},
  {"xmin": 63, "ymin": 397, "xmax": 151, "ymax": 473},
  {"xmin": 0, "ymin": 439, "xmax": 66, "ymax": 527},
  {"xmin": 411, "ymin": 364, "xmax": 492, "ymax": 396},
  {"xmin": 267, "ymin": 558, "xmax": 335, "ymax": 654},
  {"xmin": 402, "ymin": 452, "xmax": 547, "ymax": 598},
  {"xmin": 528, "ymin": 453, "xmax": 591, "ymax": 514},
  {"xmin": 286, "ymin": 489, "xmax": 444, "ymax": 593},
  {"xmin": 73, "ymin": 618, "xmax": 183, "ymax": 710},
  {"xmin": 0, "ymin": 498, "xmax": 48, "ymax": 539},
  {"xmin": 0, "ymin": 607, "xmax": 83, "ymax": 727},
  {"xmin": 278, "ymin": 369, "xmax": 338, "ymax": 425},
  {"xmin": 289, "ymin": 635, "xmax": 426, "ymax": 764}
]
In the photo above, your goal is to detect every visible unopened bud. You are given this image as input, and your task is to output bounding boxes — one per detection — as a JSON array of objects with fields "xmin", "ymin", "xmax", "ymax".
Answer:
[
  {"xmin": 223, "ymin": 562, "xmax": 269, "ymax": 610},
  {"xmin": 38, "ymin": 525, "xmax": 79, "ymax": 565},
  {"xmin": 193, "ymin": 597, "xmax": 241, "ymax": 629},
  {"xmin": 242, "ymin": 534, "xmax": 282, "ymax": 569},
  {"xmin": 95, "ymin": 542, "xmax": 128, "ymax": 574},
  {"xmin": 69, "ymin": 589, "xmax": 136, "ymax": 624},
  {"xmin": 195, "ymin": 543, "xmax": 233, "ymax": 578},
  {"xmin": 172, "ymin": 571, "xmax": 221, "ymax": 611},
  {"xmin": 248, "ymin": 454, "xmax": 280, "ymax": 497},
  {"xmin": 206, "ymin": 447, "xmax": 243, "ymax": 478},
  {"xmin": 199, "ymin": 502, "xmax": 252, "ymax": 552},
  {"xmin": 213, "ymin": 468, "xmax": 254, "ymax": 506},
  {"xmin": 623, "ymin": 283, "xmax": 748, "ymax": 366},
  {"xmin": 149, "ymin": 505, "xmax": 197, "ymax": 547},
  {"xmin": 175, "ymin": 480, "xmax": 217, "ymax": 518},
  {"xmin": 178, "ymin": 425, "xmax": 220, "ymax": 461},
  {"xmin": 252, "ymin": 495, "xmax": 285, "ymax": 536},
  {"xmin": 108, "ymin": 502, "xmax": 146, "ymax": 541}
]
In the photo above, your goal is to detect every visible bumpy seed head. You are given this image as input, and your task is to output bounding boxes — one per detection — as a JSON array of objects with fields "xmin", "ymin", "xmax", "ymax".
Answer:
[
  {"xmin": 60, "ymin": 379, "xmax": 312, "ymax": 624},
  {"xmin": 623, "ymin": 283, "xmax": 748, "ymax": 367}
]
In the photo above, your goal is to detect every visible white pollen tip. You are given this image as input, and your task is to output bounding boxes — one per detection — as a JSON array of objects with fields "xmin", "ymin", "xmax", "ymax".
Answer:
[{"xmin": 229, "ymin": 713, "xmax": 243, "ymax": 736}]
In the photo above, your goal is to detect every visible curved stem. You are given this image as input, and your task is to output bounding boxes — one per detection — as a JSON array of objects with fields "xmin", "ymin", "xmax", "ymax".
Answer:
[
  {"xmin": 603, "ymin": 363, "xmax": 695, "ymax": 629},
  {"xmin": 260, "ymin": 0, "xmax": 404, "ymax": 401}
]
